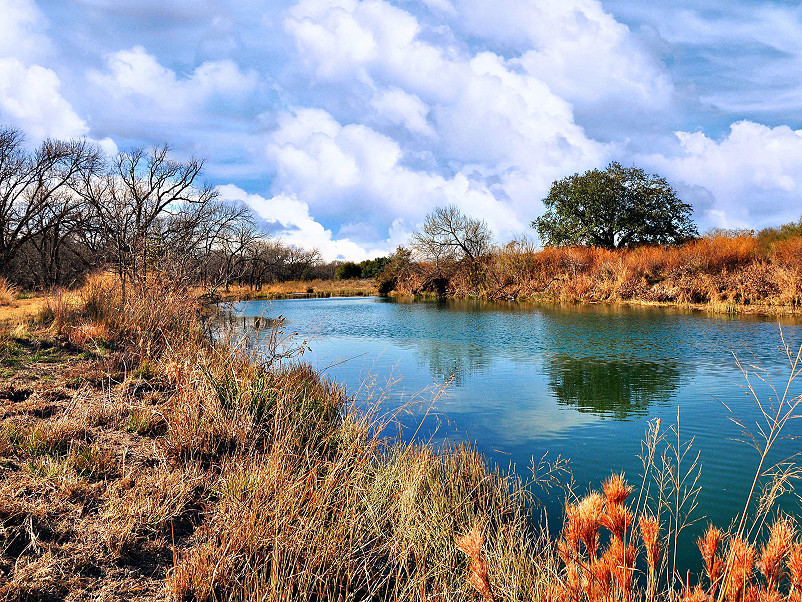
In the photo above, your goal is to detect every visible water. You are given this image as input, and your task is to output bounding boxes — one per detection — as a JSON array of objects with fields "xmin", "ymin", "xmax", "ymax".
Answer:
[{"xmin": 229, "ymin": 296, "xmax": 802, "ymax": 575}]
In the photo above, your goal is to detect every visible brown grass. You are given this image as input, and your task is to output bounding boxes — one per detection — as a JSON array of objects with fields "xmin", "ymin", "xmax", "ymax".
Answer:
[
  {"xmin": 0, "ymin": 277, "xmax": 16, "ymax": 306},
  {"xmin": 0, "ymin": 273, "xmax": 554, "ymax": 600},
  {"xmin": 3, "ymin": 269, "xmax": 802, "ymax": 600},
  {"xmin": 396, "ymin": 233, "xmax": 802, "ymax": 313},
  {"xmin": 220, "ymin": 278, "xmax": 378, "ymax": 300}
]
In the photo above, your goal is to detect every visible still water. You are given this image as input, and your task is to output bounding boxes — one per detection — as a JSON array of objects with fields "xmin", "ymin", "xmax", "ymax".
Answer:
[{"xmin": 231, "ymin": 296, "xmax": 802, "ymax": 574}]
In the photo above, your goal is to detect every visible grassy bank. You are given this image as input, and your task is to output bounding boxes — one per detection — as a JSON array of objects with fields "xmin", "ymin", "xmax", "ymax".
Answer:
[
  {"xmin": 1, "ymin": 274, "xmax": 801, "ymax": 601},
  {"xmin": 0, "ymin": 275, "xmax": 548, "ymax": 600},
  {"xmin": 219, "ymin": 278, "xmax": 377, "ymax": 301},
  {"xmin": 389, "ymin": 233, "xmax": 802, "ymax": 314}
]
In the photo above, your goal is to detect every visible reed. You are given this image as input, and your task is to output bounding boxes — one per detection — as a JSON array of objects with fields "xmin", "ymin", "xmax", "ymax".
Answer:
[{"xmin": 0, "ymin": 277, "xmax": 16, "ymax": 306}]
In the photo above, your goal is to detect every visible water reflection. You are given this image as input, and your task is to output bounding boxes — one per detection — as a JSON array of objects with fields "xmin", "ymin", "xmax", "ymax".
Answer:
[
  {"xmin": 414, "ymin": 340, "xmax": 491, "ymax": 384},
  {"xmin": 545, "ymin": 354, "xmax": 681, "ymax": 419}
]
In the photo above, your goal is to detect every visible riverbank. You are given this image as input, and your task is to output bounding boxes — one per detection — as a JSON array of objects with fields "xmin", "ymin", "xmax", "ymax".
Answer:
[
  {"xmin": 219, "ymin": 278, "xmax": 377, "ymax": 300},
  {"xmin": 385, "ymin": 234, "xmax": 802, "ymax": 316},
  {"xmin": 0, "ymin": 276, "xmax": 548, "ymax": 600},
  {"xmin": 2, "ymin": 276, "xmax": 801, "ymax": 601}
]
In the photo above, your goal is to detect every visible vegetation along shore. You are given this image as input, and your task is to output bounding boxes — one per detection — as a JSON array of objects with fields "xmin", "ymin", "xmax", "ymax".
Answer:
[{"xmin": 2, "ymin": 272, "xmax": 802, "ymax": 600}]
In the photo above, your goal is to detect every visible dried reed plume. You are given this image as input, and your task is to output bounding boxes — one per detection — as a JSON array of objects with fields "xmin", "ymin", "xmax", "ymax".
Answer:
[
  {"xmin": 680, "ymin": 585, "xmax": 710, "ymax": 602},
  {"xmin": 576, "ymin": 492, "xmax": 605, "ymax": 561},
  {"xmin": 456, "ymin": 522, "xmax": 495, "ymax": 602},
  {"xmin": 697, "ymin": 525, "xmax": 723, "ymax": 598},
  {"xmin": 639, "ymin": 514, "xmax": 661, "ymax": 601},
  {"xmin": 789, "ymin": 543, "xmax": 802, "ymax": 602},
  {"xmin": 758, "ymin": 518, "xmax": 794, "ymax": 591},
  {"xmin": 602, "ymin": 502, "xmax": 633, "ymax": 543},
  {"xmin": 726, "ymin": 536, "xmax": 755, "ymax": 602},
  {"xmin": 603, "ymin": 473, "xmax": 634, "ymax": 507},
  {"xmin": 606, "ymin": 537, "xmax": 637, "ymax": 601}
]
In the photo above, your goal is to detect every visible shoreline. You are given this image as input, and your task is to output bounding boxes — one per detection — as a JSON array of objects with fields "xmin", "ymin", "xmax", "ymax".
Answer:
[{"xmin": 222, "ymin": 282, "xmax": 802, "ymax": 318}]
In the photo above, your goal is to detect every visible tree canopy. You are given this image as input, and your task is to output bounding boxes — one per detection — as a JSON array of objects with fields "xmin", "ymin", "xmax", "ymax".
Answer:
[{"xmin": 533, "ymin": 162, "xmax": 698, "ymax": 249}]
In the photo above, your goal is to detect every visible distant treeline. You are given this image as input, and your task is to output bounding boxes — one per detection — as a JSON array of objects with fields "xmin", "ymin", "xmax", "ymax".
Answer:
[{"xmin": 0, "ymin": 127, "xmax": 366, "ymax": 291}]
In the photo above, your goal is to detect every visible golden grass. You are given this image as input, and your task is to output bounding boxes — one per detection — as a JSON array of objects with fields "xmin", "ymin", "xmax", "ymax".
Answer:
[
  {"xmin": 0, "ymin": 296, "xmax": 46, "ymax": 327},
  {"xmin": 0, "ymin": 277, "xmax": 16, "ymax": 306},
  {"xmin": 398, "ymin": 233, "xmax": 802, "ymax": 313},
  {"xmin": 0, "ymin": 273, "xmax": 552, "ymax": 600},
  {"xmin": 220, "ymin": 278, "xmax": 378, "ymax": 300}
]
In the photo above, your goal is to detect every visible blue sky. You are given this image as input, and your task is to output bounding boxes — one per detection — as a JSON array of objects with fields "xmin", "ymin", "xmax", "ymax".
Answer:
[{"xmin": 3, "ymin": 0, "xmax": 802, "ymax": 259}]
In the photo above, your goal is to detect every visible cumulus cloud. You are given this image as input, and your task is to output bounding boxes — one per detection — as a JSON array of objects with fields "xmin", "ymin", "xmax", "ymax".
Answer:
[
  {"xmin": 267, "ymin": 107, "xmax": 525, "ymax": 245},
  {"xmin": 285, "ymin": 0, "xmax": 464, "ymax": 99},
  {"xmin": 646, "ymin": 121, "xmax": 802, "ymax": 228},
  {"xmin": 281, "ymin": 0, "xmax": 610, "ymax": 243},
  {"xmin": 217, "ymin": 184, "xmax": 383, "ymax": 261},
  {"xmin": 0, "ymin": 0, "xmax": 50, "ymax": 62},
  {"xmin": 89, "ymin": 46, "xmax": 259, "ymax": 121},
  {"xmin": 370, "ymin": 88, "xmax": 435, "ymax": 137},
  {"xmin": 0, "ymin": 58, "xmax": 88, "ymax": 141},
  {"xmin": 455, "ymin": 0, "xmax": 674, "ymax": 111}
]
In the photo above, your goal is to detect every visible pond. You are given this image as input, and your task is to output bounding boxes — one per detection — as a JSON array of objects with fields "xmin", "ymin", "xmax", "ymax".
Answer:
[{"xmin": 228, "ymin": 296, "xmax": 802, "ymax": 576}]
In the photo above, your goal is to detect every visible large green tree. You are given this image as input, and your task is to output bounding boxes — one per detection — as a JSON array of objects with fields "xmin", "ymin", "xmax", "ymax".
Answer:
[{"xmin": 533, "ymin": 162, "xmax": 698, "ymax": 249}]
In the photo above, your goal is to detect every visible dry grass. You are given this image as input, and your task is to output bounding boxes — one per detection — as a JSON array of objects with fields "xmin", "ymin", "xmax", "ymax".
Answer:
[
  {"xmin": 221, "ymin": 278, "xmax": 377, "ymax": 300},
  {"xmin": 0, "ymin": 277, "xmax": 16, "ymax": 307},
  {"xmin": 0, "ymin": 273, "xmax": 553, "ymax": 600},
  {"xmin": 3, "ymin": 270, "xmax": 801, "ymax": 600},
  {"xmin": 397, "ymin": 233, "xmax": 802, "ymax": 312}
]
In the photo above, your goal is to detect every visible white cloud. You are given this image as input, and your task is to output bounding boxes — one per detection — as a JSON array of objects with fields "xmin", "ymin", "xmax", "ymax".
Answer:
[
  {"xmin": 0, "ymin": 0, "xmax": 50, "ymax": 62},
  {"xmin": 285, "ymin": 0, "xmax": 464, "ymax": 99},
  {"xmin": 217, "ymin": 184, "xmax": 381, "ymax": 261},
  {"xmin": 281, "ymin": 0, "xmax": 610, "ymax": 243},
  {"xmin": 456, "ymin": 0, "xmax": 674, "ymax": 111},
  {"xmin": 370, "ymin": 87, "xmax": 435, "ymax": 137},
  {"xmin": 90, "ymin": 46, "xmax": 259, "ymax": 120},
  {"xmin": 0, "ymin": 58, "xmax": 88, "ymax": 141},
  {"xmin": 434, "ymin": 51, "xmax": 608, "ymax": 180},
  {"xmin": 646, "ymin": 121, "xmax": 802, "ymax": 228},
  {"xmin": 266, "ymin": 107, "xmax": 525, "ymax": 244}
]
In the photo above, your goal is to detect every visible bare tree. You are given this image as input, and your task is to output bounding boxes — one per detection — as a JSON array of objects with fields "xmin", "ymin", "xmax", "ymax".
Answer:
[
  {"xmin": 189, "ymin": 201, "xmax": 261, "ymax": 291},
  {"xmin": 412, "ymin": 205, "xmax": 492, "ymax": 266},
  {"xmin": 75, "ymin": 145, "xmax": 218, "ymax": 295},
  {"xmin": 0, "ymin": 127, "xmax": 101, "ymax": 278}
]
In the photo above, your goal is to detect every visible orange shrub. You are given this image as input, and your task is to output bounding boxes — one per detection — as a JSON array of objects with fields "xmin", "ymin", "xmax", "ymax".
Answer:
[
  {"xmin": 679, "ymin": 235, "xmax": 761, "ymax": 273},
  {"xmin": 773, "ymin": 236, "xmax": 802, "ymax": 270}
]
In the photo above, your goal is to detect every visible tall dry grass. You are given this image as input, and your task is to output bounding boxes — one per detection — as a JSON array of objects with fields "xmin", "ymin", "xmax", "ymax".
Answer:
[
  {"xmin": 0, "ymin": 277, "xmax": 16, "ymax": 306},
  {"xmin": 33, "ymin": 273, "xmax": 554, "ymax": 600},
  {"xmin": 399, "ymin": 233, "xmax": 802, "ymax": 310}
]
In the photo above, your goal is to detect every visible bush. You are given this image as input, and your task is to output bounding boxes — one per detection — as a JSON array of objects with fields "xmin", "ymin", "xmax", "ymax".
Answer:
[
  {"xmin": 359, "ymin": 256, "xmax": 388, "ymax": 279},
  {"xmin": 334, "ymin": 262, "xmax": 362, "ymax": 280}
]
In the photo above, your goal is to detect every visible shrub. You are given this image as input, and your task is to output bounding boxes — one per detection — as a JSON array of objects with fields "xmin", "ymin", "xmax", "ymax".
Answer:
[
  {"xmin": 334, "ymin": 262, "xmax": 362, "ymax": 280},
  {"xmin": 0, "ymin": 277, "xmax": 16, "ymax": 306}
]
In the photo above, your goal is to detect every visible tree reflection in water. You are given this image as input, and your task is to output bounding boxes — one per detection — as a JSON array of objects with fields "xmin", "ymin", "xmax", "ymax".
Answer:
[{"xmin": 545, "ymin": 354, "xmax": 681, "ymax": 419}]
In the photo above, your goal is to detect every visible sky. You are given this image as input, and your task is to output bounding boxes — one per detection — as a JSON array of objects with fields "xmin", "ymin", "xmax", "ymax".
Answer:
[{"xmin": 2, "ymin": 0, "xmax": 802, "ymax": 260}]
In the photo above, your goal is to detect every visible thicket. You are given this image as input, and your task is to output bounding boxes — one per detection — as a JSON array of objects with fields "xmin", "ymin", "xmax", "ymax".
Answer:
[
  {"xmin": 382, "ymin": 227, "xmax": 802, "ymax": 310},
  {"xmin": 0, "ymin": 126, "xmax": 338, "ymax": 292},
  {"xmin": 334, "ymin": 257, "xmax": 390, "ymax": 280}
]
